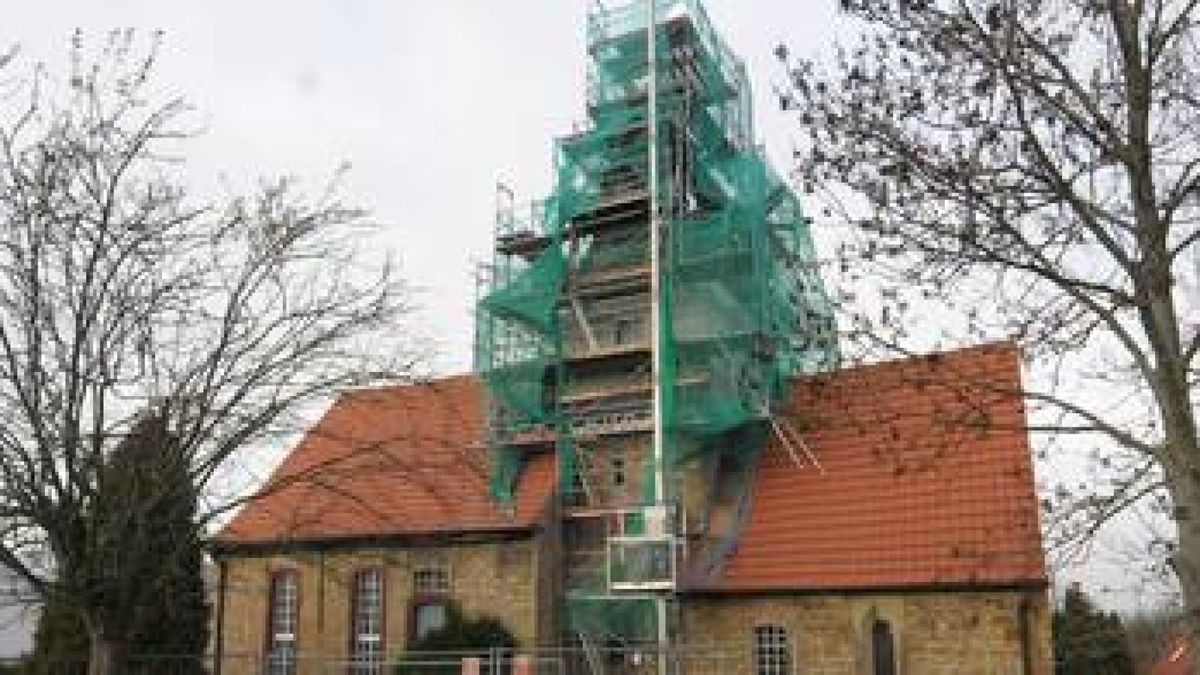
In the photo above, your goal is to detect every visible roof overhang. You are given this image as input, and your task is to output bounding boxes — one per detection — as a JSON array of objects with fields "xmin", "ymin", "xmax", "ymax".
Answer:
[
  {"xmin": 678, "ymin": 578, "xmax": 1050, "ymax": 599},
  {"xmin": 212, "ymin": 524, "xmax": 538, "ymax": 557}
]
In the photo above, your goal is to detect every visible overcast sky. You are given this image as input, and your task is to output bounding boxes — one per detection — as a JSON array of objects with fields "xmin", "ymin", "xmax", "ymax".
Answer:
[
  {"xmin": 5, "ymin": 1, "xmax": 1167, "ymax": 612},
  {"xmin": 2, "ymin": 0, "xmax": 843, "ymax": 374}
]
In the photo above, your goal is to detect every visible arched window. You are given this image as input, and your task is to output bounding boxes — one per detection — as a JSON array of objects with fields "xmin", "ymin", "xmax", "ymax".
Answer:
[
  {"xmin": 753, "ymin": 624, "xmax": 791, "ymax": 675},
  {"xmin": 266, "ymin": 570, "xmax": 298, "ymax": 675},
  {"xmin": 350, "ymin": 568, "xmax": 385, "ymax": 675},
  {"xmin": 872, "ymin": 619, "xmax": 896, "ymax": 675}
]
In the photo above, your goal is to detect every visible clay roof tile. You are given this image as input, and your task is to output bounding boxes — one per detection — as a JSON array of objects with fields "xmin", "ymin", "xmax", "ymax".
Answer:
[
  {"xmin": 216, "ymin": 375, "xmax": 553, "ymax": 545},
  {"xmin": 709, "ymin": 342, "xmax": 1047, "ymax": 590}
]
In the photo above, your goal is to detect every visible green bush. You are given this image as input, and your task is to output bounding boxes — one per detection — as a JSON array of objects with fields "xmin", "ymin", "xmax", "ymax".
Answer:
[{"xmin": 395, "ymin": 604, "xmax": 517, "ymax": 675}]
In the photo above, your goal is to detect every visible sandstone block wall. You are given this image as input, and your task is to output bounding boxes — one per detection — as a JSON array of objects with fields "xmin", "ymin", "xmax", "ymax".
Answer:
[
  {"xmin": 216, "ymin": 537, "xmax": 539, "ymax": 675},
  {"xmin": 679, "ymin": 589, "xmax": 1052, "ymax": 675}
]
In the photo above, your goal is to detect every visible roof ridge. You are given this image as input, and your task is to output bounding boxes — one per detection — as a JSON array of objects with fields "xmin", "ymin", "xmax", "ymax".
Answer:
[{"xmin": 794, "ymin": 340, "xmax": 1018, "ymax": 382}]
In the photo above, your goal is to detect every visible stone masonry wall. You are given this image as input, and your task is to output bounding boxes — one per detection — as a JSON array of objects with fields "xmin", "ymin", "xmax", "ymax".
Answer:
[
  {"xmin": 216, "ymin": 537, "xmax": 539, "ymax": 675},
  {"xmin": 217, "ymin": 540, "xmax": 1051, "ymax": 675},
  {"xmin": 681, "ymin": 588, "xmax": 1052, "ymax": 675}
]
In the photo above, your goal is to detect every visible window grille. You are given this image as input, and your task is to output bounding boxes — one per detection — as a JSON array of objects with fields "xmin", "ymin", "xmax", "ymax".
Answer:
[
  {"xmin": 351, "ymin": 569, "xmax": 384, "ymax": 675},
  {"xmin": 753, "ymin": 624, "xmax": 791, "ymax": 675},
  {"xmin": 267, "ymin": 571, "xmax": 298, "ymax": 675},
  {"xmin": 413, "ymin": 562, "xmax": 450, "ymax": 594}
]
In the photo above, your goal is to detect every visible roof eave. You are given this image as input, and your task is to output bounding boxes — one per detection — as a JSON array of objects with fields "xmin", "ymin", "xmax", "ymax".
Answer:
[
  {"xmin": 679, "ymin": 577, "xmax": 1050, "ymax": 598},
  {"xmin": 211, "ymin": 523, "xmax": 539, "ymax": 556}
]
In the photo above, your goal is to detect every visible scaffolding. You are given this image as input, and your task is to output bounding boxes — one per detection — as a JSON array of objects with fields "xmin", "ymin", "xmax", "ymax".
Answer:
[{"xmin": 474, "ymin": 0, "xmax": 837, "ymax": 668}]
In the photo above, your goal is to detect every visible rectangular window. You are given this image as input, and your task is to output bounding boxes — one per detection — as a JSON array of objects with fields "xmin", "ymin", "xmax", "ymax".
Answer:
[
  {"xmin": 613, "ymin": 318, "xmax": 633, "ymax": 345},
  {"xmin": 351, "ymin": 569, "xmax": 385, "ymax": 675},
  {"xmin": 413, "ymin": 602, "xmax": 449, "ymax": 641},
  {"xmin": 413, "ymin": 562, "xmax": 450, "ymax": 595},
  {"xmin": 753, "ymin": 624, "xmax": 791, "ymax": 675},
  {"xmin": 267, "ymin": 571, "xmax": 298, "ymax": 675},
  {"xmin": 610, "ymin": 450, "xmax": 627, "ymax": 490}
]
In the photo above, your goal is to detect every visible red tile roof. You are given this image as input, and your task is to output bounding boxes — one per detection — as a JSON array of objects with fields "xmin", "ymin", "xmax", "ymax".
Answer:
[
  {"xmin": 217, "ymin": 343, "xmax": 1046, "ymax": 592},
  {"xmin": 216, "ymin": 375, "xmax": 555, "ymax": 546},
  {"xmin": 709, "ymin": 342, "xmax": 1047, "ymax": 590}
]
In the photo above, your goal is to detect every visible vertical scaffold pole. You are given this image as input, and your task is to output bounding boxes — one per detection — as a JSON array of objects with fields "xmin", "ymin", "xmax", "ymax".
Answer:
[
  {"xmin": 647, "ymin": 0, "xmax": 663, "ymax": 516},
  {"xmin": 646, "ymin": 2, "xmax": 670, "ymax": 675}
]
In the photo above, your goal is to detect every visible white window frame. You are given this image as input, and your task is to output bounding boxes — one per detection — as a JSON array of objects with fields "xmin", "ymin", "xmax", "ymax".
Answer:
[
  {"xmin": 753, "ymin": 624, "xmax": 792, "ymax": 675},
  {"xmin": 351, "ymin": 568, "xmax": 384, "ymax": 675},
  {"xmin": 413, "ymin": 560, "xmax": 450, "ymax": 595},
  {"xmin": 268, "ymin": 571, "xmax": 298, "ymax": 675}
]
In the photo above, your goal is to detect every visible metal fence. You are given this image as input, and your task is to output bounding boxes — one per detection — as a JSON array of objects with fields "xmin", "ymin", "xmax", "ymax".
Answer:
[
  {"xmin": 1, "ymin": 647, "xmax": 1047, "ymax": 675},
  {"xmin": 0, "ymin": 650, "xmax": 1035, "ymax": 674},
  {"xmin": 0, "ymin": 647, "xmax": 739, "ymax": 675}
]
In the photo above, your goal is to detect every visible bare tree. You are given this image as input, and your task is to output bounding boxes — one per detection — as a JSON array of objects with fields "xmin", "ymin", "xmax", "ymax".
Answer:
[
  {"xmin": 0, "ymin": 32, "xmax": 417, "ymax": 674},
  {"xmin": 775, "ymin": 0, "xmax": 1200, "ymax": 663}
]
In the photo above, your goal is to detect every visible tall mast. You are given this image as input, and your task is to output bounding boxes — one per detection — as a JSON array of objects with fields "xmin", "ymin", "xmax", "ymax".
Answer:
[
  {"xmin": 648, "ymin": 0, "xmax": 663, "ymax": 507},
  {"xmin": 647, "ymin": 2, "xmax": 671, "ymax": 673}
]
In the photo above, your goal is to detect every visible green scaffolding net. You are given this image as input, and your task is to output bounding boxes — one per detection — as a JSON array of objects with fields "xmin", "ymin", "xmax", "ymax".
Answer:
[{"xmin": 474, "ymin": 0, "xmax": 838, "ymax": 644}]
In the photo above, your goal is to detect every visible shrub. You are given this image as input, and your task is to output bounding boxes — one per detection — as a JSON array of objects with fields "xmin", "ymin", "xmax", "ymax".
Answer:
[{"xmin": 396, "ymin": 605, "xmax": 516, "ymax": 675}]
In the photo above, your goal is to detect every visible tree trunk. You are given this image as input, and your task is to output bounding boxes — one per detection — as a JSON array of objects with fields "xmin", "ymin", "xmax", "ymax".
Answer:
[
  {"xmin": 1161, "ymin": 419, "xmax": 1200, "ymax": 675},
  {"xmin": 1168, "ymin": 480, "xmax": 1200, "ymax": 675},
  {"xmin": 86, "ymin": 628, "xmax": 117, "ymax": 675}
]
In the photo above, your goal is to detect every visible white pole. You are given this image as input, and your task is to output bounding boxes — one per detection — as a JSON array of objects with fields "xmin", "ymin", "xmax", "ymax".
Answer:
[
  {"xmin": 647, "ymin": 0, "xmax": 663, "ymax": 510},
  {"xmin": 646, "ymin": 3, "xmax": 670, "ymax": 675}
]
